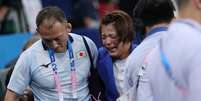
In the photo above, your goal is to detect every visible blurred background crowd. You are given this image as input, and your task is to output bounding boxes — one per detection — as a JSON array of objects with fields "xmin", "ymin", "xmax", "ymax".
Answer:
[{"xmin": 0, "ymin": 0, "xmax": 141, "ymax": 68}]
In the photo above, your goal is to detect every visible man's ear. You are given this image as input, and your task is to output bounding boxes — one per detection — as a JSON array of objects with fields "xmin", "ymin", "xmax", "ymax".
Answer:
[
  {"xmin": 36, "ymin": 28, "xmax": 39, "ymax": 33},
  {"xmin": 65, "ymin": 22, "xmax": 72, "ymax": 33},
  {"xmin": 193, "ymin": 0, "xmax": 201, "ymax": 10}
]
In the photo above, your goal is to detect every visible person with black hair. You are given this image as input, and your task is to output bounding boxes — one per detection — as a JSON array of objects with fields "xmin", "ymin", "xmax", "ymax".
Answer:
[
  {"xmin": 4, "ymin": 6, "xmax": 98, "ymax": 101},
  {"xmin": 138, "ymin": 0, "xmax": 201, "ymax": 101},
  {"xmin": 117, "ymin": 0, "xmax": 175, "ymax": 101}
]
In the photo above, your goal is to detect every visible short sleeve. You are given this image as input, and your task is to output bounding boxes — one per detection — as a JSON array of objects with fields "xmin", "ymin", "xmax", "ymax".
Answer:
[{"xmin": 7, "ymin": 51, "xmax": 31, "ymax": 95}]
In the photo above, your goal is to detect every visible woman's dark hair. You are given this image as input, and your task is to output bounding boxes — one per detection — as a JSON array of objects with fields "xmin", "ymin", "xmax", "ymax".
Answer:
[{"xmin": 100, "ymin": 10, "xmax": 135, "ymax": 43}]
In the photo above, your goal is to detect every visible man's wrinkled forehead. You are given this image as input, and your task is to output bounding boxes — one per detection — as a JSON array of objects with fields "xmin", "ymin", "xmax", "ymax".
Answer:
[
  {"xmin": 101, "ymin": 24, "xmax": 117, "ymax": 35},
  {"xmin": 38, "ymin": 21, "xmax": 67, "ymax": 38},
  {"xmin": 39, "ymin": 17, "xmax": 58, "ymax": 30}
]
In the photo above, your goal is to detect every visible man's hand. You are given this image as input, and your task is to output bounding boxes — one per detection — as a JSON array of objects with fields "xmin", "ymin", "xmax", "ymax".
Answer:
[{"xmin": 4, "ymin": 89, "xmax": 20, "ymax": 101}]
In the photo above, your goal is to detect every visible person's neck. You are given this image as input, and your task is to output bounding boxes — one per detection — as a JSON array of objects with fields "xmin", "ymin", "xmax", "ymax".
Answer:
[
  {"xmin": 179, "ymin": 4, "xmax": 201, "ymax": 25},
  {"xmin": 119, "ymin": 42, "xmax": 131, "ymax": 60}
]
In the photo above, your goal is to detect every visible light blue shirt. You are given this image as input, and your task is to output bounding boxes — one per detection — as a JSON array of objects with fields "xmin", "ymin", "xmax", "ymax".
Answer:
[
  {"xmin": 145, "ymin": 19, "xmax": 201, "ymax": 101},
  {"xmin": 8, "ymin": 33, "xmax": 98, "ymax": 101},
  {"xmin": 121, "ymin": 27, "xmax": 167, "ymax": 101}
]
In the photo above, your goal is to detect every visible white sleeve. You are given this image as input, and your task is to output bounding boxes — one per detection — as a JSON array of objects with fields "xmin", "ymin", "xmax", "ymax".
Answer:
[
  {"xmin": 7, "ymin": 51, "xmax": 31, "ymax": 95},
  {"xmin": 137, "ymin": 65, "xmax": 153, "ymax": 101},
  {"xmin": 136, "ymin": 49, "xmax": 156, "ymax": 101},
  {"xmin": 187, "ymin": 51, "xmax": 201, "ymax": 101}
]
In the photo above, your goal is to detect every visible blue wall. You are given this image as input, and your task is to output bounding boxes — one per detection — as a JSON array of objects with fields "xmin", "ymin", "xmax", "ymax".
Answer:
[{"xmin": 0, "ymin": 33, "xmax": 32, "ymax": 69}]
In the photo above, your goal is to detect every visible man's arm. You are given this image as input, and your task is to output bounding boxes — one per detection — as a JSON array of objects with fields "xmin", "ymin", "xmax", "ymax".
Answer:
[
  {"xmin": 6, "ymin": 51, "xmax": 31, "ymax": 101},
  {"xmin": 5, "ymin": 89, "xmax": 20, "ymax": 101}
]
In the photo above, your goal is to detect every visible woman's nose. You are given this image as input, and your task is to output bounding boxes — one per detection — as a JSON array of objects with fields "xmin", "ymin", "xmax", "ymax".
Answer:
[{"xmin": 104, "ymin": 38, "xmax": 113, "ymax": 46}]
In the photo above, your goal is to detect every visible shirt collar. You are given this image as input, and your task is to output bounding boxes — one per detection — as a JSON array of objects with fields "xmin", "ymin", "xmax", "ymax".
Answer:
[
  {"xmin": 146, "ymin": 26, "xmax": 168, "ymax": 37},
  {"xmin": 175, "ymin": 19, "xmax": 201, "ymax": 32},
  {"xmin": 42, "ymin": 34, "xmax": 74, "ymax": 50}
]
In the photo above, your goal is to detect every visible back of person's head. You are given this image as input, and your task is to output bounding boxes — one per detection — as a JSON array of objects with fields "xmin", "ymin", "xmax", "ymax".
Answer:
[
  {"xmin": 36, "ymin": 6, "xmax": 66, "ymax": 28},
  {"xmin": 133, "ymin": 0, "xmax": 175, "ymax": 27},
  {"xmin": 100, "ymin": 10, "xmax": 135, "ymax": 43}
]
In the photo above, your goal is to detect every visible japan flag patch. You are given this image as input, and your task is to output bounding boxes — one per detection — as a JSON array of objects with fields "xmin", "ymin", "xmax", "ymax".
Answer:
[{"xmin": 76, "ymin": 50, "xmax": 87, "ymax": 59}]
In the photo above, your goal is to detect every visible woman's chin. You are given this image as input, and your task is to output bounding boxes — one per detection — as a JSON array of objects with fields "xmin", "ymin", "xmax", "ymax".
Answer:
[{"xmin": 109, "ymin": 52, "xmax": 118, "ymax": 58}]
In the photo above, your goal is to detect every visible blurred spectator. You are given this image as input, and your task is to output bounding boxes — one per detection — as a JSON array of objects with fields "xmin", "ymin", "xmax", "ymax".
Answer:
[
  {"xmin": 72, "ymin": 0, "xmax": 99, "ymax": 28},
  {"xmin": 41, "ymin": 0, "xmax": 99, "ymax": 29},
  {"xmin": 118, "ymin": 0, "xmax": 139, "ymax": 17},
  {"xmin": 41, "ymin": 0, "xmax": 74, "ymax": 19},
  {"xmin": 0, "ymin": 0, "xmax": 28, "ymax": 34},
  {"xmin": 21, "ymin": 0, "xmax": 42, "ymax": 33},
  {"xmin": 99, "ymin": 0, "xmax": 118, "ymax": 18}
]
